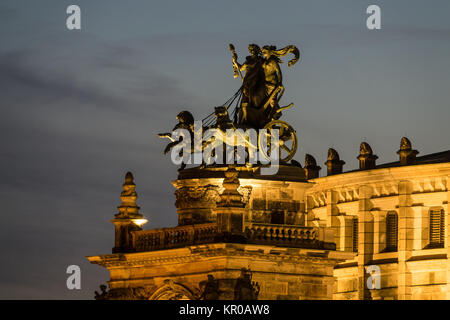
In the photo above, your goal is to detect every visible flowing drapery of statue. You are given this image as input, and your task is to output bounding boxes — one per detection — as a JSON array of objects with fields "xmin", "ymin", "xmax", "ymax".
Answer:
[{"xmin": 158, "ymin": 43, "xmax": 301, "ymax": 167}]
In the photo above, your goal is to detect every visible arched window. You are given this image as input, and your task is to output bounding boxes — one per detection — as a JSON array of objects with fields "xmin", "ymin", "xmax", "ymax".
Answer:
[
  {"xmin": 429, "ymin": 208, "xmax": 445, "ymax": 248},
  {"xmin": 353, "ymin": 217, "xmax": 358, "ymax": 253},
  {"xmin": 385, "ymin": 211, "xmax": 398, "ymax": 252}
]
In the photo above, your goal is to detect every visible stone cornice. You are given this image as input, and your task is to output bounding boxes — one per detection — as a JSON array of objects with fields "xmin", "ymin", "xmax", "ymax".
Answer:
[
  {"xmin": 87, "ymin": 243, "xmax": 353, "ymax": 268},
  {"xmin": 173, "ymin": 177, "xmax": 312, "ymax": 190},
  {"xmin": 308, "ymin": 162, "xmax": 450, "ymax": 189},
  {"xmin": 306, "ymin": 163, "xmax": 449, "ymax": 208}
]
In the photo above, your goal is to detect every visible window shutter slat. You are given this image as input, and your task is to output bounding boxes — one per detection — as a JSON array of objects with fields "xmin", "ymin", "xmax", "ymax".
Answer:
[{"xmin": 353, "ymin": 218, "xmax": 358, "ymax": 253}]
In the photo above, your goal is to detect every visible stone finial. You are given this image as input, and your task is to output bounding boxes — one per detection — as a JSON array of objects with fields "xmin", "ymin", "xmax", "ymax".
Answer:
[
  {"xmin": 111, "ymin": 171, "xmax": 147, "ymax": 253},
  {"xmin": 217, "ymin": 167, "xmax": 245, "ymax": 208},
  {"xmin": 116, "ymin": 171, "xmax": 141, "ymax": 218},
  {"xmin": 400, "ymin": 136, "xmax": 411, "ymax": 150},
  {"xmin": 357, "ymin": 142, "xmax": 378, "ymax": 170},
  {"xmin": 324, "ymin": 148, "xmax": 345, "ymax": 176},
  {"xmin": 304, "ymin": 154, "xmax": 321, "ymax": 179},
  {"xmin": 397, "ymin": 137, "xmax": 419, "ymax": 165}
]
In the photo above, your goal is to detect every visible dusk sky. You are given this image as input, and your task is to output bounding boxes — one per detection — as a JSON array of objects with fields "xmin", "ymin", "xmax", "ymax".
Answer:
[{"xmin": 1, "ymin": 0, "xmax": 449, "ymax": 299}]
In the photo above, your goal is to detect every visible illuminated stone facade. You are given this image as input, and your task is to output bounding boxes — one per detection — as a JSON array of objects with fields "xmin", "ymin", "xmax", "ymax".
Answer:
[
  {"xmin": 89, "ymin": 166, "xmax": 352, "ymax": 300},
  {"xmin": 313, "ymin": 153, "xmax": 450, "ymax": 300},
  {"xmin": 88, "ymin": 138, "xmax": 450, "ymax": 300}
]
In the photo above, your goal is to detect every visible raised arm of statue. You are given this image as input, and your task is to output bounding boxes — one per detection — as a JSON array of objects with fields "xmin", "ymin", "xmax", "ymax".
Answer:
[
  {"xmin": 228, "ymin": 44, "xmax": 264, "ymax": 82},
  {"xmin": 228, "ymin": 44, "xmax": 242, "ymax": 79}
]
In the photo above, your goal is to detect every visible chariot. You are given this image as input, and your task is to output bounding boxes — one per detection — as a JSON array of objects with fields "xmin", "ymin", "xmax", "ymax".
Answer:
[{"xmin": 201, "ymin": 86, "xmax": 298, "ymax": 163}]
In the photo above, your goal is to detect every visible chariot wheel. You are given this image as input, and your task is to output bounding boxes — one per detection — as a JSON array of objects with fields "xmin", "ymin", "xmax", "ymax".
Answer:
[{"xmin": 258, "ymin": 120, "xmax": 298, "ymax": 163}]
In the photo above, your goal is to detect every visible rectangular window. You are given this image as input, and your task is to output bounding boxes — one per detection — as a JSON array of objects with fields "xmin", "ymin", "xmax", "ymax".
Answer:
[
  {"xmin": 386, "ymin": 212, "xmax": 398, "ymax": 252},
  {"xmin": 429, "ymin": 209, "xmax": 445, "ymax": 248}
]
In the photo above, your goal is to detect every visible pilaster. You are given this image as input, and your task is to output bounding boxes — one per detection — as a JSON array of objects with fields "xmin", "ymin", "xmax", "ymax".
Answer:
[
  {"xmin": 397, "ymin": 180, "xmax": 413, "ymax": 300},
  {"xmin": 446, "ymin": 176, "xmax": 450, "ymax": 299},
  {"xmin": 357, "ymin": 185, "xmax": 373, "ymax": 299}
]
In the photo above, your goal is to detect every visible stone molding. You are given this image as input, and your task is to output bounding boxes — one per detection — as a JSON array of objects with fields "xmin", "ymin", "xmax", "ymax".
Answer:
[{"xmin": 88, "ymin": 243, "xmax": 353, "ymax": 268}]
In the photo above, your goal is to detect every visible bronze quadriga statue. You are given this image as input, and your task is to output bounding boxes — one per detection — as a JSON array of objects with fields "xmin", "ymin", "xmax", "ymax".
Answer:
[{"xmin": 159, "ymin": 43, "xmax": 301, "ymax": 167}]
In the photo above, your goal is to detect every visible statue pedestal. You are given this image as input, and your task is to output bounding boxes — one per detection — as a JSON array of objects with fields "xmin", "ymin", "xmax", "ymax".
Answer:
[{"xmin": 174, "ymin": 164, "xmax": 307, "ymax": 226}]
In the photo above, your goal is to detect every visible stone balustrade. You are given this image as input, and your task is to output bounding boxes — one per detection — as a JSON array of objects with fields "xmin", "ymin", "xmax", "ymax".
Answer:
[
  {"xmin": 132, "ymin": 222, "xmax": 335, "ymax": 252},
  {"xmin": 132, "ymin": 223, "xmax": 218, "ymax": 252},
  {"xmin": 245, "ymin": 223, "xmax": 335, "ymax": 249}
]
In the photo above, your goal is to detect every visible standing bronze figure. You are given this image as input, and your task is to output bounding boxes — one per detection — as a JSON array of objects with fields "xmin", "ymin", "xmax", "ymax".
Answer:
[{"xmin": 229, "ymin": 43, "xmax": 299, "ymax": 129}]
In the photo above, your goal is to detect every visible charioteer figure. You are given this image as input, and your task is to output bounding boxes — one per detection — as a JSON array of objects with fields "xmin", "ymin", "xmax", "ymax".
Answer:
[{"xmin": 229, "ymin": 43, "xmax": 299, "ymax": 129}]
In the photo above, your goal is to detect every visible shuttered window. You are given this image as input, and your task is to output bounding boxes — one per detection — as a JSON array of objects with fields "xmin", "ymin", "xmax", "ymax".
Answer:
[
  {"xmin": 353, "ymin": 217, "xmax": 358, "ymax": 253},
  {"xmin": 385, "ymin": 212, "xmax": 398, "ymax": 252},
  {"xmin": 429, "ymin": 209, "xmax": 445, "ymax": 248}
]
